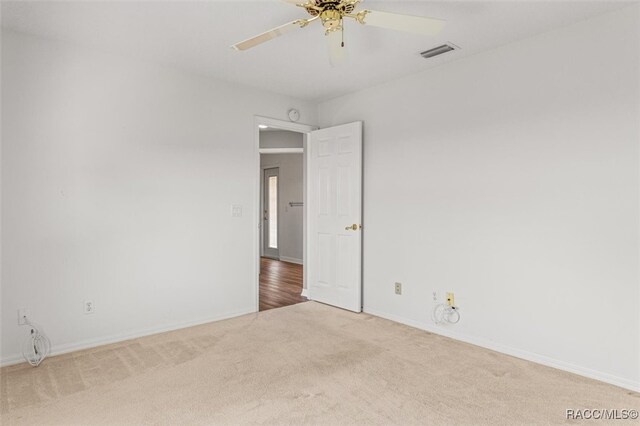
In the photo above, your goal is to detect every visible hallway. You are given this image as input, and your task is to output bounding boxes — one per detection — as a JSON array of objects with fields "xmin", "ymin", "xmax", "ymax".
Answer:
[{"xmin": 259, "ymin": 258, "xmax": 307, "ymax": 311}]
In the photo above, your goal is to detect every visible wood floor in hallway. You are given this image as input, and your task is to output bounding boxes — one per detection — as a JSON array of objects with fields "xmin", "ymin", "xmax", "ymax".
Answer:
[{"xmin": 259, "ymin": 257, "xmax": 307, "ymax": 311}]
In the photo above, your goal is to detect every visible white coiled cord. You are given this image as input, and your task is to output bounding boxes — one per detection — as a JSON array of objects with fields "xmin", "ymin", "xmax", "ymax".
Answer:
[
  {"xmin": 432, "ymin": 303, "xmax": 460, "ymax": 325},
  {"xmin": 21, "ymin": 318, "xmax": 51, "ymax": 367}
]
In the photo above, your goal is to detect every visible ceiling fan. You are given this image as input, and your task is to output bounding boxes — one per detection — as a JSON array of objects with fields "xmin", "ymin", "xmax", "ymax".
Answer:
[{"xmin": 231, "ymin": 0, "xmax": 446, "ymax": 64}]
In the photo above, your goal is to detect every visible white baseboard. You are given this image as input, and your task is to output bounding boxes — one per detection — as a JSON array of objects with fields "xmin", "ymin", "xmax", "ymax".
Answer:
[
  {"xmin": 364, "ymin": 307, "xmax": 640, "ymax": 393},
  {"xmin": 301, "ymin": 288, "xmax": 309, "ymax": 298},
  {"xmin": 1, "ymin": 308, "xmax": 255, "ymax": 368},
  {"xmin": 279, "ymin": 256, "xmax": 303, "ymax": 265},
  {"xmin": 5, "ymin": 304, "xmax": 637, "ymax": 393}
]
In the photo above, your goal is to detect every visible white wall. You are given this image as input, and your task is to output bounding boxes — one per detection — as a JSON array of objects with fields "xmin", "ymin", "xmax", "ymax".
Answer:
[
  {"xmin": 0, "ymin": 30, "xmax": 317, "ymax": 363},
  {"xmin": 319, "ymin": 6, "xmax": 640, "ymax": 390},
  {"xmin": 260, "ymin": 153, "xmax": 304, "ymax": 263}
]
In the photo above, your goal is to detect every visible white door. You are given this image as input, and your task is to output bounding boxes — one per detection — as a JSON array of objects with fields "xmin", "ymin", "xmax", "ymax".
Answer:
[
  {"xmin": 263, "ymin": 167, "xmax": 280, "ymax": 259},
  {"xmin": 307, "ymin": 122, "xmax": 362, "ymax": 312}
]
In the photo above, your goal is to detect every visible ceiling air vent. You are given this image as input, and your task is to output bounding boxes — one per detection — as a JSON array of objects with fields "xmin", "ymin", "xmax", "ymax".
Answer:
[{"xmin": 420, "ymin": 43, "xmax": 456, "ymax": 59}]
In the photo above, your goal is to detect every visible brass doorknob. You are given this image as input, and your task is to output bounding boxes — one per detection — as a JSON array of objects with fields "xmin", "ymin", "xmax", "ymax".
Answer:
[{"xmin": 345, "ymin": 224, "xmax": 361, "ymax": 231}]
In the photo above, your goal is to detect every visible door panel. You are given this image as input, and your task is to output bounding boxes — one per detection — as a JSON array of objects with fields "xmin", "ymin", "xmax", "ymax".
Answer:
[{"xmin": 307, "ymin": 122, "xmax": 362, "ymax": 312}]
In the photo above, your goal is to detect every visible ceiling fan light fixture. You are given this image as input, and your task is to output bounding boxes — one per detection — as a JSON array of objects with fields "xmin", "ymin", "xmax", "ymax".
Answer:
[{"xmin": 320, "ymin": 9, "xmax": 342, "ymax": 30}]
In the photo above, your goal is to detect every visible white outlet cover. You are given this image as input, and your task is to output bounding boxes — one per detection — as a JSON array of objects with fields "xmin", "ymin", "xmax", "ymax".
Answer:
[
  {"xmin": 232, "ymin": 205, "xmax": 242, "ymax": 218},
  {"xmin": 84, "ymin": 300, "xmax": 95, "ymax": 314}
]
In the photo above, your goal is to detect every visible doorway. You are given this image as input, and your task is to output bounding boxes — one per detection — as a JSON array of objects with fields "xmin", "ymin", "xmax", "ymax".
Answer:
[
  {"xmin": 254, "ymin": 117, "xmax": 363, "ymax": 313},
  {"xmin": 257, "ymin": 118, "xmax": 315, "ymax": 312}
]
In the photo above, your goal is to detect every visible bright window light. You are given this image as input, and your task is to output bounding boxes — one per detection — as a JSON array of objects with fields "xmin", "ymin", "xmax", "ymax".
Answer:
[{"xmin": 268, "ymin": 176, "xmax": 278, "ymax": 249}]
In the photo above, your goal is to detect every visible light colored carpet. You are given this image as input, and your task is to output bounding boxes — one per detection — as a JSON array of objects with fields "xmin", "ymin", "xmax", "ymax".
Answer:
[{"xmin": 1, "ymin": 301, "xmax": 638, "ymax": 425}]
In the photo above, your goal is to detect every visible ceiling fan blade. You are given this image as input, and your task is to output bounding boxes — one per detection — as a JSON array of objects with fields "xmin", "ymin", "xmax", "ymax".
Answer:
[
  {"xmin": 327, "ymin": 29, "xmax": 346, "ymax": 66},
  {"xmin": 360, "ymin": 10, "xmax": 445, "ymax": 36},
  {"xmin": 232, "ymin": 20, "xmax": 303, "ymax": 51}
]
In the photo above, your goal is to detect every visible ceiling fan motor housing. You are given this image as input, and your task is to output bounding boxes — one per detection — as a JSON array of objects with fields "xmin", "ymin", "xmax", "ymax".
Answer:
[
  {"xmin": 307, "ymin": 1, "xmax": 357, "ymax": 31},
  {"xmin": 305, "ymin": 0, "xmax": 356, "ymax": 15}
]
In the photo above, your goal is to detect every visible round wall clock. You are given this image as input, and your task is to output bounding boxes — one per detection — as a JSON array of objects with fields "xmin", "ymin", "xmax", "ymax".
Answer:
[{"xmin": 288, "ymin": 109, "xmax": 300, "ymax": 122}]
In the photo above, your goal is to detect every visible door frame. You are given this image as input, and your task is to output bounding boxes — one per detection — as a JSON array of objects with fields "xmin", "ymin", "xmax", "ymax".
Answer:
[{"xmin": 254, "ymin": 116, "xmax": 317, "ymax": 313}]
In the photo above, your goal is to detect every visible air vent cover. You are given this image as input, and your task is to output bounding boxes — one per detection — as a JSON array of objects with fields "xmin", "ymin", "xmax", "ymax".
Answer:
[{"xmin": 420, "ymin": 44, "xmax": 456, "ymax": 59}]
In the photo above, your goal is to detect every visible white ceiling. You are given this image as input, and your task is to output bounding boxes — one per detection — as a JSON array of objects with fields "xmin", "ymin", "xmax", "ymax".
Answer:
[{"xmin": 1, "ymin": 0, "xmax": 632, "ymax": 101}]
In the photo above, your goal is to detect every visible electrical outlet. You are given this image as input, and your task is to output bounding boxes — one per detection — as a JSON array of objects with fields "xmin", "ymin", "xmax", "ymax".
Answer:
[
  {"xmin": 84, "ymin": 300, "xmax": 95, "ymax": 314},
  {"xmin": 394, "ymin": 282, "xmax": 402, "ymax": 295},
  {"xmin": 446, "ymin": 292, "xmax": 455, "ymax": 306},
  {"xmin": 17, "ymin": 308, "xmax": 30, "ymax": 325},
  {"xmin": 432, "ymin": 291, "xmax": 439, "ymax": 302}
]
